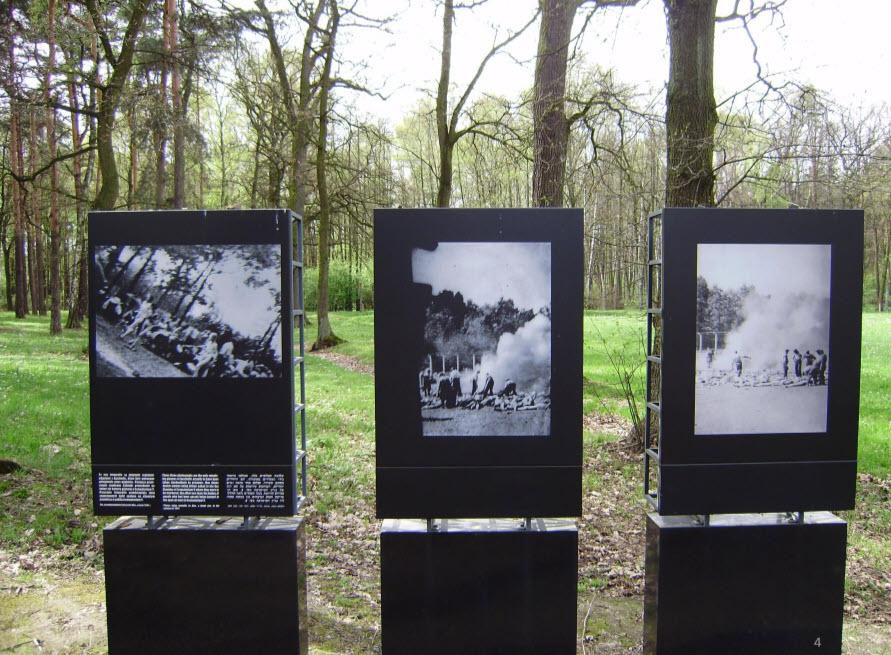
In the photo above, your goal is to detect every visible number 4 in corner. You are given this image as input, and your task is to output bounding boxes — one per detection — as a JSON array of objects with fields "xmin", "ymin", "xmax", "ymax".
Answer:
[{"xmin": 814, "ymin": 637, "xmax": 822, "ymax": 647}]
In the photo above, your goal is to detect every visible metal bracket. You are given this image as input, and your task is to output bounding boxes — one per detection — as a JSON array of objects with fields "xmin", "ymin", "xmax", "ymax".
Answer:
[
  {"xmin": 145, "ymin": 515, "xmax": 169, "ymax": 529},
  {"xmin": 695, "ymin": 514, "xmax": 710, "ymax": 527}
]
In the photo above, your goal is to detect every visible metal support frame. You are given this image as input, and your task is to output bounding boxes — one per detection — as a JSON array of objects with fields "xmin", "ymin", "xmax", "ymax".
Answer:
[
  {"xmin": 643, "ymin": 211, "xmax": 663, "ymax": 510},
  {"xmin": 293, "ymin": 212, "xmax": 308, "ymax": 510}
]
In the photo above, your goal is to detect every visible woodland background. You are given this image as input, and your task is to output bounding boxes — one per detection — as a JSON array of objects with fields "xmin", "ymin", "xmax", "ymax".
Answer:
[{"xmin": 2, "ymin": 0, "xmax": 890, "ymax": 348}]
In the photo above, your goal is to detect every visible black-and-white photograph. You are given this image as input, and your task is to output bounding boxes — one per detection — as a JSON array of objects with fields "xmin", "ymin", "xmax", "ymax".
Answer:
[
  {"xmin": 93, "ymin": 244, "xmax": 283, "ymax": 378},
  {"xmin": 694, "ymin": 243, "xmax": 831, "ymax": 435},
  {"xmin": 412, "ymin": 242, "xmax": 551, "ymax": 437}
]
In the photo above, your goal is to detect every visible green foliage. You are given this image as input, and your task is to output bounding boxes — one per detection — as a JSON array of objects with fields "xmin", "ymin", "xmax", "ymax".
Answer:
[{"xmin": 303, "ymin": 260, "xmax": 374, "ymax": 312}]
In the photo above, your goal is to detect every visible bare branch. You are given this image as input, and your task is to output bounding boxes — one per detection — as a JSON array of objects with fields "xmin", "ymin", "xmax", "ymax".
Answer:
[{"xmin": 448, "ymin": 8, "xmax": 540, "ymax": 134}]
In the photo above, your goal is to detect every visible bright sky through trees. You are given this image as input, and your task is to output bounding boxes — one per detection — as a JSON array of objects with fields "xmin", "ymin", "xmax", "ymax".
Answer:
[{"xmin": 332, "ymin": 0, "xmax": 891, "ymax": 125}]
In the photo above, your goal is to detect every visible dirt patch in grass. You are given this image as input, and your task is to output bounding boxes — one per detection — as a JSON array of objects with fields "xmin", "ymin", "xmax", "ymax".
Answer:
[
  {"xmin": 584, "ymin": 412, "xmax": 633, "ymax": 438},
  {"xmin": 0, "ymin": 467, "xmax": 102, "ymax": 555},
  {"xmin": 843, "ymin": 473, "xmax": 891, "ymax": 624},
  {"xmin": 0, "ymin": 550, "xmax": 106, "ymax": 655},
  {"xmin": 312, "ymin": 351, "xmax": 375, "ymax": 377},
  {"xmin": 579, "ymin": 424, "xmax": 646, "ymax": 598},
  {"xmin": 579, "ymin": 594, "xmax": 642, "ymax": 654}
]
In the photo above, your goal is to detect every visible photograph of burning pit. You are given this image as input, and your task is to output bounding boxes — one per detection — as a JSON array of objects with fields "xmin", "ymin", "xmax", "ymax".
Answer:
[
  {"xmin": 93, "ymin": 244, "xmax": 283, "ymax": 378},
  {"xmin": 694, "ymin": 243, "xmax": 831, "ymax": 435},
  {"xmin": 412, "ymin": 242, "xmax": 551, "ymax": 437}
]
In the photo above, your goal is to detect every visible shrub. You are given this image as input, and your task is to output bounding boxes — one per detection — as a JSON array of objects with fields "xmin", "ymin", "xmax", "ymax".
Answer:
[{"xmin": 302, "ymin": 260, "xmax": 374, "ymax": 311}]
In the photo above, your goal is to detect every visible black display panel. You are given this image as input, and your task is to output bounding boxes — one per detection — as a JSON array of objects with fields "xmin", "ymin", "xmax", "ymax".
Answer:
[
  {"xmin": 89, "ymin": 210, "xmax": 296, "ymax": 516},
  {"xmin": 375, "ymin": 208, "xmax": 583, "ymax": 518},
  {"xmin": 654, "ymin": 208, "xmax": 863, "ymax": 514}
]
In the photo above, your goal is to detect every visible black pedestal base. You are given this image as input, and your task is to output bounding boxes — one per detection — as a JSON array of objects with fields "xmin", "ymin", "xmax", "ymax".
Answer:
[
  {"xmin": 104, "ymin": 516, "xmax": 308, "ymax": 655},
  {"xmin": 644, "ymin": 512, "xmax": 847, "ymax": 655},
  {"xmin": 381, "ymin": 518, "xmax": 578, "ymax": 655}
]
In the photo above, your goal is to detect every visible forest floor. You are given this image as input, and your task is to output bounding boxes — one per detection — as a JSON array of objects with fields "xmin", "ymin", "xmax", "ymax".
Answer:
[{"xmin": 0, "ymin": 310, "xmax": 888, "ymax": 654}]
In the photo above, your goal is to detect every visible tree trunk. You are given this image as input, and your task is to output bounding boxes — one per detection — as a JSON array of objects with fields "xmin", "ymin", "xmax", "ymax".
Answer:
[
  {"xmin": 256, "ymin": 0, "xmax": 324, "ymax": 214},
  {"xmin": 29, "ymin": 107, "xmax": 47, "ymax": 315},
  {"xmin": 66, "ymin": 73, "xmax": 89, "ymax": 329},
  {"xmin": 533, "ymin": 0, "xmax": 574, "ymax": 207},
  {"xmin": 47, "ymin": 0, "xmax": 62, "ymax": 333},
  {"xmin": 294, "ymin": 0, "xmax": 327, "ymax": 218},
  {"xmin": 127, "ymin": 105, "xmax": 138, "ymax": 208},
  {"xmin": 435, "ymin": 0, "xmax": 454, "ymax": 208},
  {"xmin": 312, "ymin": 0, "xmax": 342, "ymax": 350},
  {"xmin": 180, "ymin": 260, "xmax": 213, "ymax": 319},
  {"xmin": 218, "ymin": 106, "xmax": 228, "ymax": 207},
  {"xmin": 170, "ymin": 0, "xmax": 185, "ymax": 207},
  {"xmin": 2, "ymin": 238, "xmax": 12, "ymax": 311},
  {"xmin": 109, "ymin": 247, "xmax": 144, "ymax": 293},
  {"xmin": 9, "ymin": 102, "xmax": 28, "ymax": 317},
  {"xmin": 155, "ymin": 0, "xmax": 170, "ymax": 209},
  {"xmin": 664, "ymin": 0, "xmax": 717, "ymax": 207},
  {"xmin": 88, "ymin": 0, "xmax": 152, "ymax": 211}
]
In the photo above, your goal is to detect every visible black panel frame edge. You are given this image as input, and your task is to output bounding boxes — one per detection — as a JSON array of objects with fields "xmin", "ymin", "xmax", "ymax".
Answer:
[
  {"xmin": 88, "ymin": 209, "xmax": 298, "ymax": 517},
  {"xmin": 650, "ymin": 207, "xmax": 863, "ymax": 515},
  {"xmin": 373, "ymin": 208, "xmax": 584, "ymax": 519}
]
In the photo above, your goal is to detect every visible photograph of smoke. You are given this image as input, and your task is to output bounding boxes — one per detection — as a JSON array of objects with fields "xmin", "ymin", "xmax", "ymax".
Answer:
[
  {"xmin": 412, "ymin": 242, "xmax": 551, "ymax": 437},
  {"xmin": 93, "ymin": 244, "xmax": 283, "ymax": 378},
  {"xmin": 694, "ymin": 243, "xmax": 831, "ymax": 435}
]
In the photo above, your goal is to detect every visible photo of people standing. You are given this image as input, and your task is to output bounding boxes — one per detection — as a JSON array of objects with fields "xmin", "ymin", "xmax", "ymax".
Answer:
[
  {"xmin": 694, "ymin": 243, "xmax": 831, "ymax": 435},
  {"xmin": 412, "ymin": 242, "xmax": 551, "ymax": 437},
  {"xmin": 93, "ymin": 244, "xmax": 283, "ymax": 378}
]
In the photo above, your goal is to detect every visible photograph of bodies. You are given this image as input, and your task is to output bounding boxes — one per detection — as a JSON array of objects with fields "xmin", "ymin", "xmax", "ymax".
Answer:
[
  {"xmin": 412, "ymin": 242, "xmax": 551, "ymax": 437},
  {"xmin": 694, "ymin": 243, "xmax": 831, "ymax": 435},
  {"xmin": 94, "ymin": 245, "xmax": 283, "ymax": 378}
]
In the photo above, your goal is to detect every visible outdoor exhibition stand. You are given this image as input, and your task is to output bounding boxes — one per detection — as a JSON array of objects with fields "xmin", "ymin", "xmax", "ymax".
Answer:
[
  {"xmin": 374, "ymin": 208, "xmax": 584, "ymax": 654},
  {"xmin": 90, "ymin": 210, "xmax": 308, "ymax": 655},
  {"xmin": 642, "ymin": 207, "xmax": 863, "ymax": 655}
]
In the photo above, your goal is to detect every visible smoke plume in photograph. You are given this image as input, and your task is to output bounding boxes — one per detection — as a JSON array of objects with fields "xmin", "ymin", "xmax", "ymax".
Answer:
[
  {"xmin": 93, "ymin": 245, "xmax": 283, "ymax": 378},
  {"xmin": 412, "ymin": 242, "xmax": 551, "ymax": 437},
  {"xmin": 694, "ymin": 243, "xmax": 831, "ymax": 435}
]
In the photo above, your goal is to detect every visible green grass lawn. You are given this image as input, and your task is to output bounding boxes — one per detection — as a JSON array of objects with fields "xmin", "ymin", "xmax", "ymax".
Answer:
[
  {"xmin": 858, "ymin": 312, "xmax": 891, "ymax": 476},
  {"xmin": 0, "ymin": 314, "xmax": 94, "ymax": 548}
]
